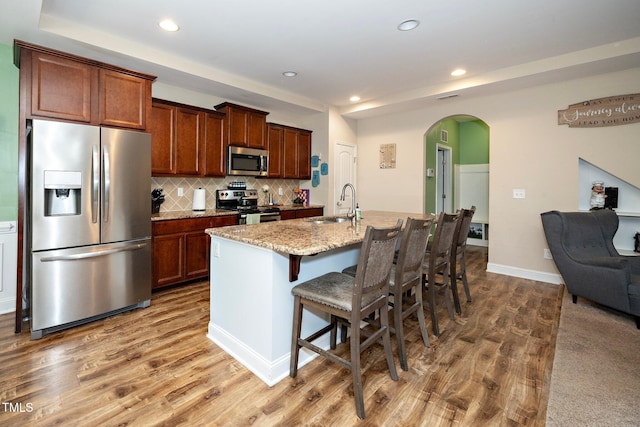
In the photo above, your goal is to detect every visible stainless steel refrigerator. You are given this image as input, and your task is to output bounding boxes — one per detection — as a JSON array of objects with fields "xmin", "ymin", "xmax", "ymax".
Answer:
[{"xmin": 28, "ymin": 119, "xmax": 152, "ymax": 339}]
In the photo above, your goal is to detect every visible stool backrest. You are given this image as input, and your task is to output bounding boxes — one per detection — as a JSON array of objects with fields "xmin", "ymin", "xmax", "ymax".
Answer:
[
  {"xmin": 353, "ymin": 219, "xmax": 403, "ymax": 310},
  {"xmin": 395, "ymin": 217, "xmax": 434, "ymax": 288}
]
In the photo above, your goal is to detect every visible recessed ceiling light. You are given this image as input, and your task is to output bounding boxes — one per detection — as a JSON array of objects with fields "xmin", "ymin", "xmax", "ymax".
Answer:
[
  {"xmin": 350, "ymin": 96, "xmax": 361, "ymax": 102},
  {"xmin": 158, "ymin": 19, "xmax": 179, "ymax": 32},
  {"xmin": 282, "ymin": 71, "xmax": 298, "ymax": 77},
  {"xmin": 398, "ymin": 19, "xmax": 420, "ymax": 31},
  {"xmin": 451, "ymin": 68, "xmax": 467, "ymax": 77}
]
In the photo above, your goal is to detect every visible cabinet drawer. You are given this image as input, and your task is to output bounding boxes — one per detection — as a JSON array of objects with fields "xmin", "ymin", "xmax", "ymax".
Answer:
[{"xmin": 153, "ymin": 217, "xmax": 214, "ymax": 235}]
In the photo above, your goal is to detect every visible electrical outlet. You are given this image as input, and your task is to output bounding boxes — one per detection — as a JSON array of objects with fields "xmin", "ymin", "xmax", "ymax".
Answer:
[
  {"xmin": 544, "ymin": 248, "xmax": 553, "ymax": 259},
  {"xmin": 278, "ymin": 187, "xmax": 283, "ymax": 196},
  {"xmin": 177, "ymin": 187, "xmax": 184, "ymax": 197},
  {"xmin": 214, "ymin": 242, "xmax": 220, "ymax": 258}
]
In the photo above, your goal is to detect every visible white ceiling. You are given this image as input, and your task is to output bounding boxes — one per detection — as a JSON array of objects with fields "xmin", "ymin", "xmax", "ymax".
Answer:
[{"xmin": 2, "ymin": 0, "xmax": 640, "ymax": 118}]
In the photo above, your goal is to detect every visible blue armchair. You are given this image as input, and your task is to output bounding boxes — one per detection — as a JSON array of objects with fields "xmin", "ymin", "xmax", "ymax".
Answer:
[{"xmin": 541, "ymin": 209, "xmax": 640, "ymax": 328}]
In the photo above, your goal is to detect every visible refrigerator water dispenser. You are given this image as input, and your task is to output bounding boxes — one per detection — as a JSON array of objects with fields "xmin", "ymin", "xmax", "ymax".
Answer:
[{"xmin": 44, "ymin": 170, "xmax": 82, "ymax": 216}]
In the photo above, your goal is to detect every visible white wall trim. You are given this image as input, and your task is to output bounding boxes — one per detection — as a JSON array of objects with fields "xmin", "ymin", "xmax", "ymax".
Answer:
[
  {"xmin": 487, "ymin": 262, "xmax": 563, "ymax": 285},
  {"xmin": 0, "ymin": 298, "xmax": 16, "ymax": 314}
]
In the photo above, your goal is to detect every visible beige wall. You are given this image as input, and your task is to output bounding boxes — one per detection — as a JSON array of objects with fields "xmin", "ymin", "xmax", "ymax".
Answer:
[{"xmin": 355, "ymin": 67, "xmax": 640, "ymax": 282}]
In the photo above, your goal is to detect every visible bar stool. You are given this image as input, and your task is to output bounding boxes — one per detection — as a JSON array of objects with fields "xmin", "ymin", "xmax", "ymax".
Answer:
[
  {"xmin": 423, "ymin": 212, "xmax": 458, "ymax": 336},
  {"xmin": 342, "ymin": 217, "xmax": 434, "ymax": 371},
  {"xmin": 289, "ymin": 220, "xmax": 402, "ymax": 419},
  {"xmin": 450, "ymin": 206, "xmax": 476, "ymax": 314}
]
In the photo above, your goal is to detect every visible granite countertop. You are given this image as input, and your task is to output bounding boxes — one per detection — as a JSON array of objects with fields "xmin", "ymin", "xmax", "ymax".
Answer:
[
  {"xmin": 206, "ymin": 210, "xmax": 431, "ymax": 256},
  {"xmin": 151, "ymin": 204, "xmax": 324, "ymax": 221}
]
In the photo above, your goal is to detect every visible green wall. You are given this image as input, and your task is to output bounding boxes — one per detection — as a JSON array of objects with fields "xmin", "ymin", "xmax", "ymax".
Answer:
[
  {"xmin": 424, "ymin": 117, "xmax": 489, "ymax": 215},
  {"xmin": 460, "ymin": 120, "xmax": 489, "ymax": 164},
  {"xmin": 0, "ymin": 42, "xmax": 19, "ymax": 221}
]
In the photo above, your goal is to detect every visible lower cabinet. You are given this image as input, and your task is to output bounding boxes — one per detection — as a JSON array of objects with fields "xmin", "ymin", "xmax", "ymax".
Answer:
[
  {"xmin": 152, "ymin": 215, "xmax": 237, "ymax": 289},
  {"xmin": 280, "ymin": 207, "xmax": 324, "ymax": 220}
]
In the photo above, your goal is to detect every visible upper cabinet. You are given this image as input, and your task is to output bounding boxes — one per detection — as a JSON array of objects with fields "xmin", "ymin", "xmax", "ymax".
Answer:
[
  {"xmin": 283, "ymin": 126, "xmax": 312, "ymax": 179},
  {"xmin": 150, "ymin": 98, "xmax": 226, "ymax": 177},
  {"xmin": 214, "ymin": 102, "xmax": 269, "ymax": 149},
  {"xmin": 268, "ymin": 123, "xmax": 312, "ymax": 179},
  {"xmin": 15, "ymin": 40, "xmax": 155, "ymax": 130}
]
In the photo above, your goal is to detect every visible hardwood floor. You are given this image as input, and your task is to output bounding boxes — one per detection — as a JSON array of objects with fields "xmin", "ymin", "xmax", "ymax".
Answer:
[{"xmin": 0, "ymin": 247, "xmax": 563, "ymax": 426}]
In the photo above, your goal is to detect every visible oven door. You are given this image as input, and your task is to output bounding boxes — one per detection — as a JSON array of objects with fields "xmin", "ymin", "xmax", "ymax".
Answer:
[{"xmin": 238, "ymin": 212, "xmax": 280, "ymax": 224}]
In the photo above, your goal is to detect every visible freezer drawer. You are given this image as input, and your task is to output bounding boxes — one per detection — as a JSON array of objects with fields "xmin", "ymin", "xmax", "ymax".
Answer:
[{"xmin": 31, "ymin": 238, "xmax": 151, "ymax": 336}]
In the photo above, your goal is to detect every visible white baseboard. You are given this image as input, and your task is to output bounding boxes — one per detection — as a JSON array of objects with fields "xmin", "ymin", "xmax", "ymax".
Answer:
[
  {"xmin": 0, "ymin": 297, "xmax": 16, "ymax": 315},
  {"xmin": 486, "ymin": 263, "xmax": 563, "ymax": 285},
  {"xmin": 207, "ymin": 322, "xmax": 329, "ymax": 387}
]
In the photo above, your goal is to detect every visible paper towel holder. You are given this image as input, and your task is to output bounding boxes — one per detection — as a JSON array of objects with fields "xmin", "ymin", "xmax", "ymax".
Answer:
[{"xmin": 192, "ymin": 188, "xmax": 206, "ymax": 211}]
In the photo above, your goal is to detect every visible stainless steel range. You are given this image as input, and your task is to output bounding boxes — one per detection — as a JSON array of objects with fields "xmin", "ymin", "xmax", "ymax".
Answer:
[{"xmin": 216, "ymin": 189, "xmax": 281, "ymax": 224}]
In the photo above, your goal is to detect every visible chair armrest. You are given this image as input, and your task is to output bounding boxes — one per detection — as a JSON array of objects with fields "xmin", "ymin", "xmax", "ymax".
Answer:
[
  {"xmin": 572, "ymin": 256, "xmax": 629, "ymax": 270},
  {"xmin": 623, "ymin": 255, "xmax": 640, "ymax": 275}
]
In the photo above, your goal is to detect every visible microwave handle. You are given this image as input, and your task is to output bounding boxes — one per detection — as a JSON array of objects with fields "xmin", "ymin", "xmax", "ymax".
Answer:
[{"xmin": 261, "ymin": 155, "xmax": 268, "ymax": 172}]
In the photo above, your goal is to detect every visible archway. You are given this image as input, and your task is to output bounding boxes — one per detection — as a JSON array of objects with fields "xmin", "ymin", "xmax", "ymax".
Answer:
[{"xmin": 425, "ymin": 115, "xmax": 490, "ymax": 246}]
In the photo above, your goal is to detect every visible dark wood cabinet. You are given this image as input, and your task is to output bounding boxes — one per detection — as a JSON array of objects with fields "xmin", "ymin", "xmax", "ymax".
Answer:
[
  {"xmin": 267, "ymin": 123, "xmax": 284, "ymax": 177},
  {"xmin": 282, "ymin": 126, "xmax": 312, "ymax": 179},
  {"xmin": 150, "ymin": 99, "xmax": 226, "ymax": 177},
  {"xmin": 150, "ymin": 101, "xmax": 201, "ymax": 176},
  {"xmin": 29, "ymin": 51, "xmax": 93, "ymax": 122},
  {"xmin": 201, "ymin": 111, "xmax": 226, "ymax": 177},
  {"xmin": 295, "ymin": 207, "xmax": 324, "ymax": 218},
  {"xmin": 149, "ymin": 102, "xmax": 175, "ymax": 174},
  {"xmin": 152, "ymin": 215, "xmax": 238, "ymax": 289},
  {"xmin": 279, "ymin": 210, "xmax": 297, "ymax": 220},
  {"xmin": 17, "ymin": 41, "xmax": 154, "ymax": 129},
  {"xmin": 174, "ymin": 107, "xmax": 202, "ymax": 175},
  {"xmin": 279, "ymin": 207, "xmax": 324, "ymax": 221},
  {"xmin": 215, "ymin": 102, "xmax": 269, "ymax": 149},
  {"xmin": 98, "ymin": 69, "xmax": 148, "ymax": 129}
]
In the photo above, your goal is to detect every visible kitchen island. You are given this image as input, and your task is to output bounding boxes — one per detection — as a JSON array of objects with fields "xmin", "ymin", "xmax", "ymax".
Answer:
[{"xmin": 206, "ymin": 211, "xmax": 430, "ymax": 386}]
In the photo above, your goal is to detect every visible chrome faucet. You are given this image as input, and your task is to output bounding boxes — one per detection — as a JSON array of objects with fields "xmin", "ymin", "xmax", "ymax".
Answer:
[{"xmin": 340, "ymin": 183, "xmax": 357, "ymax": 219}]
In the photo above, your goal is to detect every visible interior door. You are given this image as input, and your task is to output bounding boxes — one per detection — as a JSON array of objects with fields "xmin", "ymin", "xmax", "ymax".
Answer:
[
  {"xmin": 436, "ymin": 145, "xmax": 452, "ymax": 213},
  {"xmin": 333, "ymin": 141, "xmax": 357, "ymax": 215}
]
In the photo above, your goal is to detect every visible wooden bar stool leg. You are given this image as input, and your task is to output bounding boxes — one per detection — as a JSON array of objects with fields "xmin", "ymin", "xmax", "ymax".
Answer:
[{"xmin": 290, "ymin": 295, "xmax": 303, "ymax": 377}]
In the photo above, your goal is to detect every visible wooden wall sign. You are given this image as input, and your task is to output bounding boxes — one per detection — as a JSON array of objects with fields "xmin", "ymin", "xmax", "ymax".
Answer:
[{"xmin": 558, "ymin": 93, "xmax": 640, "ymax": 128}]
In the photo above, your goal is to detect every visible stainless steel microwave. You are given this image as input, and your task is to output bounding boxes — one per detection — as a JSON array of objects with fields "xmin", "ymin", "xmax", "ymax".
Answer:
[{"xmin": 227, "ymin": 146, "xmax": 269, "ymax": 177}]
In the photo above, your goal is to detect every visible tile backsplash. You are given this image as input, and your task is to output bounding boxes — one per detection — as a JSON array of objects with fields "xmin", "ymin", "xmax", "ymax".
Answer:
[{"xmin": 150, "ymin": 177, "xmax": 306, "ymax": 212}]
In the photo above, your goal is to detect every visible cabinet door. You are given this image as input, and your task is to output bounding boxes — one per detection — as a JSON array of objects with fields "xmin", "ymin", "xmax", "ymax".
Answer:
[
  {"xmin": 297, "ymin": 131, "xmax": 312, "ymax": 179},
  {"xmin": 175, "ymin": 108, "xmax": 201, "ymax": 175},
  {"xmin": 227, "ymin": 107, "xmax": 249, "ymax": 146},
  {"xmin": 297, "ymin": 208, "xmax": 323, "ymax": 218},
  {"xmin": 280, "ymin": 210, "xmax": 296, "ymax": 221},
  {"xmin": 215, "ymin": 215, "xmax": 238, "ymax": 227},
  {"xmin": 150, "ymin": 102, "xmax": 175, "ymax": 175},
  {"xmin": 30, "ymin": 51, "xmax": 93, "ymax": 122},
  {"xmin": 184, "ymin": 230, "xmax": 210, "ymax": 281},
  {"xmin": 267, "ymin": 124, "xmax": 283, "ymax": 177},
  {"xmin": 283, "ymin": 128, "xmax": 299, "ymax": 178},
  {"xmin": 98, "ymin": 69, "xmax": 147, "ymax": 129},
  {"xmin": 202, "ymin": 112, "xmax": 226, "ymax": 176},
  {"xmin": 247, "ymin": 112, "xmax": 267, "ymax": 149},
  {"xmin": 153, "ymin": 233, "xmax": 184, "ymax": 288}
]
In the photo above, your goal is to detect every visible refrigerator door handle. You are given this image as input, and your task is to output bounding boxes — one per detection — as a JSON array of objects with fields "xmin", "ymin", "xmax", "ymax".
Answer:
[
  {"xmin": 39, "ymin": 242, "xmax": 149, "ymax": 262},
  {"xmin": 103, "ymin": 145, "xmax": 110, "ymax": 223},
  {"xmin": 92, "ymin": 145, "xmax": 100, "ymax": 223}
]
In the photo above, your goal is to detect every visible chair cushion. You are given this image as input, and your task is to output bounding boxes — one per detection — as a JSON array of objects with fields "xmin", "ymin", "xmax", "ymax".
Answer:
[
  {"xmin": 342, "ymin": 264, "xmax": 357, "ymax": 277},
  {"xmin": 292, "ymin": 271, "xmax": 380, "ymax": 311}
]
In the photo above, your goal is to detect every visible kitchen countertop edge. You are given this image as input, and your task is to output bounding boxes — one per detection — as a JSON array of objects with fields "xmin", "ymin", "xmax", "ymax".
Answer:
[{"xmin": 151, "ymin": 204, "xmax": 325, "ymax": 221}]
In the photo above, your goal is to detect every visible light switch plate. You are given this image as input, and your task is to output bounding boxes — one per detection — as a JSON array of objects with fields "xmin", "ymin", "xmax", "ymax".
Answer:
[{"xmin": 513, "ymin": 188, "xmax": 526, "ymax": 199}]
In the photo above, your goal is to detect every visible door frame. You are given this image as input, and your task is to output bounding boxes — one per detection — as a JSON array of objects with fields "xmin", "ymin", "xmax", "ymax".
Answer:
[{"xmin": 436, "ymin": 144, "xmax": 453, "ymax": 213}]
